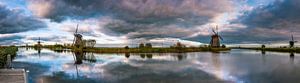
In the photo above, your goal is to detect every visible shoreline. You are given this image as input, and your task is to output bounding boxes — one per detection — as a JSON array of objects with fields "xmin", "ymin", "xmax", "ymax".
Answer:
[
  {"xmin": 43, "ymin": 46, "xmax": 231, "ymax": 53},
  {"xmin": 232, "ymin": 47, "xmax": 300, "ymax": 53}
]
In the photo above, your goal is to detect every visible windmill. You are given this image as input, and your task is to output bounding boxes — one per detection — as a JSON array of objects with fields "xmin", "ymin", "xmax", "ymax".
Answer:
[
  {"xmin": 34, "ymin": 37, "xmax": 43, "ymax": 48},
  {"xmin": 72, "ymin": 24, "xmax": 83, "ymax": 48},
  {"xmin": 210, "ymin": 25, "xmax": 223, "ymax": 48},
  {"xmin": 37, "ymin": 37, "xmax": 41, "ymax": 45},
  {"xmin": 289, "ymin": 34, "xmax": 297, "ymax": 48}
]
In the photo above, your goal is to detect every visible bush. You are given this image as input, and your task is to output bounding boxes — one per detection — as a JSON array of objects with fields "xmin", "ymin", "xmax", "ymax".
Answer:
[
  {"xmin": 145, "ymin": 43, "xmax": 152, "ymax": 48},
  {"xmin": 124, "ymin": 46, "xmax": 129, "ymax": 49}
]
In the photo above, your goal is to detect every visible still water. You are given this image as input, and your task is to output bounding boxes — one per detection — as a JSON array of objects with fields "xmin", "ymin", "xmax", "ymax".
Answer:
[{"xmin": 11, "ymin": 48, "xmax": 300, "ymax": 83}]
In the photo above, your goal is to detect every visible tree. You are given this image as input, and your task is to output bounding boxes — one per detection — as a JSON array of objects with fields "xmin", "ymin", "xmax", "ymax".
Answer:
[
  {"xmin": 124, "ymin": 46, "xmax": 129, "ymax": 49},
  {"xmin": 262, "ymin": 44, "xmax": 266, "ymax": 48},
  {"xmin": 145, "ymin": 43, "xmax": 152, "ymax": 48},
  {"xmin": 176, "ymin": 42, "xmax": 184, "ymax": 48},
  {"xmin": 139, "ymin": 43, "xmax": 145, "ymax": 48},
  {"xmin": 221, "ymin": 44, "xmax": 226, "ymax": 48}
]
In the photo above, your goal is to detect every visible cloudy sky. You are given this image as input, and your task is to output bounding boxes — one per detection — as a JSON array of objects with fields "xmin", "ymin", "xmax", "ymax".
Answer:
[{"xmin": 0, "ymin": 0, "xmax": 299, "ymax": 46}]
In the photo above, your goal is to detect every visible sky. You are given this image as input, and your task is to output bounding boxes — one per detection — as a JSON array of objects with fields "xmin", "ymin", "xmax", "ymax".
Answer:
[{"xmin": 0, "ymin": 0, "xmax": 299, "ymax": 47}]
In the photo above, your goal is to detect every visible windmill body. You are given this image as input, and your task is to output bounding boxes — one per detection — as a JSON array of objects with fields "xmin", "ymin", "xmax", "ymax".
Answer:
[
  {"xmin": 74, "ymin": 33, "xmax": 83, "ymax": 48},
  {"xmin": 290, "ymin": 34, "xmax": 297, "ymax": 48},
  {"xmin": 210, "ymin": 34, "xmax": 221, "ymax": 48},
  {"xmin": 210, "ymin": 26, "xmax": 223, "ymax": 48}
]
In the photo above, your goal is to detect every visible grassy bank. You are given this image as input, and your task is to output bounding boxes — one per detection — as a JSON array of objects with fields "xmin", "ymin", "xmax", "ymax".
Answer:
[
  {"xmin": 39, "ymin": 44, "xmax": 231, "ymax": 53},
  {"xmin": 236, "ymin": 47, "xmax": 300, "ymax": 53},
  {"xmin": 0, "ymin": 46, "xmax": 18, "ymax": 68},
  {"xmin": 82, "ymin": 47, "xmax": 231, "ymax": 53}
]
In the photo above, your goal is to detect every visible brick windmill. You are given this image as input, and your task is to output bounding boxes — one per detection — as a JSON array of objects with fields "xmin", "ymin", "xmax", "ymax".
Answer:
[
  {"xmin": 210, "ymin": 25, "xmax": 223, "ymax": 48},
  {"xmin": 72, "ymin": 24, "xmax": 83, "ymax": 48}
]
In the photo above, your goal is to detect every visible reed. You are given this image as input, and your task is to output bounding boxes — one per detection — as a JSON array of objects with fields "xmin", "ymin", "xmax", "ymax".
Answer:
[{"xmin": 0, "ymin": 46, "xmax": 18, "ymax": 68}]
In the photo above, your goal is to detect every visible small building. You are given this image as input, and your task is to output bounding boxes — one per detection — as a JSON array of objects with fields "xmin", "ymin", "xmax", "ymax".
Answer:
[{"xmin": 83, "ymin": 39, "xmax": 96, "ymax": 47}]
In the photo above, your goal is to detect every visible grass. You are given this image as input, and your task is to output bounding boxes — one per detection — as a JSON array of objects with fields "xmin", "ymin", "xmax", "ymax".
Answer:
[
  {"xmin": 82, "ymin": 47, "xmax": 231, "ymax": 53},
  {"xmin": 37, "ymin": 44, "xmax": 231, "ymax": 53},
  {"xmin": 0, "ymin": 46, "xmax": 18, "ymax": 68},
  {"xmin": 29, "ymin": 43, "xmax": 232, "ymax": 53}
]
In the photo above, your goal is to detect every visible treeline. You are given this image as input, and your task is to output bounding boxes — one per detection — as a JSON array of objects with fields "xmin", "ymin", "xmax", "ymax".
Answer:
[
  {"xmin": 34, "ymin": 42, "xmax": 230, "ymax": 53},
  {"xmin": 83, "ymin": 47, "xmax": 230, "ymax": 53}
]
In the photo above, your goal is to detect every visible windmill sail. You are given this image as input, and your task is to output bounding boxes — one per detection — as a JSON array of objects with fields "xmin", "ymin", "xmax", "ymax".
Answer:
[
  {"xmin": 292, "ymin": 34, "xmax": 294, "ymax": 41},
  {"xmin": 72, "ymin": 24, "xmax": 79, "ymax": 45}
]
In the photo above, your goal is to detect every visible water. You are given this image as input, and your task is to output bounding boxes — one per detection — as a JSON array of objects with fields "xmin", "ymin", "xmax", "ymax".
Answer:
[{"xmin": 11, "ymin": 48, "xmax": 300, "ymax": 83}]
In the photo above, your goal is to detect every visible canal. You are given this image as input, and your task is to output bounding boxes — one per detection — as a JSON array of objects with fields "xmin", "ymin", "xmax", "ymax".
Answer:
[{"xmin": 11, "ymin": 48, "xmax": 300, "ymax": 83}]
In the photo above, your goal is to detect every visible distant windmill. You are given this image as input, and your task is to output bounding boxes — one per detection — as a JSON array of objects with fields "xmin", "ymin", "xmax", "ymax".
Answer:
[
  {"xmin": 210, "ymin": 25, "xmax": 223, "ymax": 48},
  {"xmin": 289, "ymin": 34, "xmax": 297, "ymax": 48},
  {"xmin": 35, "ymin": 37, "xmax": 43, "ymax": 47},
  {"xmin": 37, "ymin": 37, "xmax": 41, "ymax": 45}
]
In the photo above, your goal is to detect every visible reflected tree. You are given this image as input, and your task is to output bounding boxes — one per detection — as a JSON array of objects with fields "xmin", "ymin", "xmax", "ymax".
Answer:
[
  {"xmin": 125, "ymin": 53, "xmax": 130, "ymax": 58},
  {"xmin": 140, "ymin": 54, "xmax": 145, "ymax": 59},
  {"xmin": 146, "ymin": 54, "xmax": 153, "ymax": 59}
]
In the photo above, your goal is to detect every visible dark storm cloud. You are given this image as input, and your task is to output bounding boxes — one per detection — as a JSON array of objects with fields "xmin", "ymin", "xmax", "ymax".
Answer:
[
  {"xmin": 0, "ymin": 35, "xmax": 23, "ymax": 41},
  {"xmin": 0, "ymin": 4, "xmax": 46, "ymax": 34},
  {"xmin": 239, "ymin": 0, "xmax": 300, "ymax": 29},
  {"xmin": 206, "ymin": 0, "xmax": 300, "ymax": 44},
  {"xmin": 28, "ymin": 0, "xmax": 234, "ymax": 39},
  {"xmin": 0, "ymin": 35, "xmax": 24, "ymax": 45},
  {"xmin": 29, "ymin": 0, "xmax": 233, "ymax": 22}
]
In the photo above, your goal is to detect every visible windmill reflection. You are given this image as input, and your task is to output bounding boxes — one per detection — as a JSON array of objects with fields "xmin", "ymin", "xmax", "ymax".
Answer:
[
  {"xmin": 261, "ymin": 50, "xmax": 266, "ymax": 55},
  {"xmin": 72, "ymin": 51, "xmax": 97, "ymax": 79},
  {"xmin": 176, "ymin": 53, "xmax": 187, "ymax": 61},
  {"xmin": 33, "ymin": 47, "xmax": 42, "ymax": 58},
  {"xmin": 290, "ymin": 52, "xmax": 295, "ymax": 64},
  {"xmin": 74, "ymin": 51, "xmax": 84, "ymax": 64},
  {"xmin": 211, "ymin": 52, "xmax": 223, "ymax": 79}
]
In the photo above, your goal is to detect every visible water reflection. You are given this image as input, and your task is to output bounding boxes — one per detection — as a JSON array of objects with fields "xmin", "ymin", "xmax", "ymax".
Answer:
[
  {"xmin": 146, "ymin": 54, "xmax": 153, "ymax": 59},
  {"xmin": 11, "ymin": 48, "xmax": 300, "ymax": 83},
  {"xmin": 73, "ymin": 51, "xmax": 96, "ymax": 64},
  {"xmin": 125, "ymin": 53, "xmax": 187, "ymax": 61},
  {"xmin": 175, "ymin": 53, "xmax": 187, "ymax": 61},
  {"xmin": 140, "ymin": 54, "xmax": 145, "ymax": 59},
  {"xmin": 261, "ymin": 50, "xmax": 266, "ymax": 55},
  {"xmin": 33, "ymin": 47, "xmax": 42, "ymax": 58},
  {"xmin": 211, "ymin": 53, "xmax": 223, "ymax": 79},
  {"xmin": 290, "ymin": 52, "xmax": 295, "ymax": 64},
  {"xmin": 125, "ymin": 53, "xmax": 130, "ymax": 58},
  {"xmin": 74, "ymin": 51, "xmax": 84, "ymax": 64}
]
